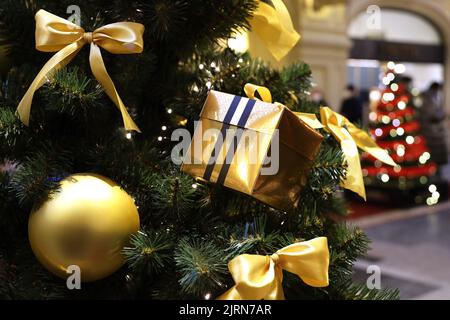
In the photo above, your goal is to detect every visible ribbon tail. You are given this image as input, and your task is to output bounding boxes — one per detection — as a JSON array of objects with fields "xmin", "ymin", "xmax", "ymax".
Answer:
[
  {"xmin": 16, "ymin": 41, "xmax": 83, "ymax": 126},
  {"xmin": 217, "ymin": 287, "xmax": 244, "ymax": 300},
  {"xmin": 88, "ymin": 43, "xmax": 141, "ymax": 132},
  {"xmin": 295, "ymin": 112, "xmax": 324, "ymax": 129},
  {"xmin": 347, "ymin": 123, "xmax": 397, "ymax": 167},
  {"xmin": 328, "ymin": 123, "xmax": 366, "ymax": 200},
  {"xmin": 262, "ymin": 267, "xmax": 285, "ymax": 300}
]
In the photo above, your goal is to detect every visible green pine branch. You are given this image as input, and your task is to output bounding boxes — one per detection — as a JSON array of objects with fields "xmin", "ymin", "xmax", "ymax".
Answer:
[
  {"xmin": 175, "ymin": 237, "xmax": 228, "ymax": 296},
  {"xmin": 123, "ymin": 229, "xmax": 173, "ymax": 276}
]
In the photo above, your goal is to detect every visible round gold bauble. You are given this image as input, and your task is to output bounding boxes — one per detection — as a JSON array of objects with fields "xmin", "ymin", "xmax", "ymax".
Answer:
[{"xmin": 28, "ymin": 173, "xmax": 140, "ymax": 282}]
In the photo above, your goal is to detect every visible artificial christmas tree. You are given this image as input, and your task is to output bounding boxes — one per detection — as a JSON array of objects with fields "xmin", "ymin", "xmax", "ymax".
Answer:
[
  {"xmin": 0, "ymin": 0, "xmax": 398, "ymax": 299},
  {"xmin": 363, "ymin": 62, "xmax": 446, "ymax": 206}
]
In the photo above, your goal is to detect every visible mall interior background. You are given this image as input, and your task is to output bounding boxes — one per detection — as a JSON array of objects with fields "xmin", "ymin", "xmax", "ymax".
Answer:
[{"xmin": 243, "ymin": 0, "xmax": 450, "ymax": 300}]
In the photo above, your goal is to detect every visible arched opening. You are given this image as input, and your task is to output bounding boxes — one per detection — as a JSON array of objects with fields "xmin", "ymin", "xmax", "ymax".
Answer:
[
  {"xmin": 345, "ymin": 2, "xmax": 449, "ymax": 206},
  {"xmin": 347, "ymin": 9, "xmax": 444, "ymax": 108},
  {"xmin": 347, "ymin": 0, "xmax": 450, "ymax": 111}
]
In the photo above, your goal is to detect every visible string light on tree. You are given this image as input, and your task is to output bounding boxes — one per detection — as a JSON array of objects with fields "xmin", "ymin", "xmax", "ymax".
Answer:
[
  {"xmin": 396, "ymin": 146, "xmax": 405, "ymax": 157},
  {"xmin": 390, "ymin": 129, "xmax": 397, "ymax": 138},
  {"xmin": 387, "ymin": 73, "xmax": 395, "ymax": 82},
  {"xmin": 387, "ymin": 61, "xmax": 396, "ymax": 70},
  {"xmin": 390, "ymin": 83, "xmax": 399, "ymax": 92},
  {"xmin": 369, "ymin": 112, "xmax": 378, "ymax": 122},
  {"xmin": 397, "ymin": 101, "xmax": 406, "ymax": 110},
  {"xmin": 375, "ymin": 128, "xmax": 383, "ymax": 137},
  {"xmin": 382, "ymin": 92, "xmax": 395, "ymax": 102},
  {"xmin": 394, "ymin": 64, "xmax": 406, "ymax": 74},
  {"xmin": 374, "ymin": 160, "xmax": 382, "ymax": 168},
  {"xmin": 382, "ymin": 116, "xmax": 390, "ymax": 124}
]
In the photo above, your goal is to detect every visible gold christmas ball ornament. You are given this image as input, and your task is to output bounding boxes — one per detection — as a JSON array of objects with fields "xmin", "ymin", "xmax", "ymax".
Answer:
[{"xmin": 28, "ymin": 174, "xmax": 140, "ymax": 282}]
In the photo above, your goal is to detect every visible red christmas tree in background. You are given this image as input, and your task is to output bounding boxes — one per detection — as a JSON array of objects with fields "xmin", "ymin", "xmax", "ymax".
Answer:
[{"xmin": 362, "ymin": 62, "xmax": 444, "ymax": 206}]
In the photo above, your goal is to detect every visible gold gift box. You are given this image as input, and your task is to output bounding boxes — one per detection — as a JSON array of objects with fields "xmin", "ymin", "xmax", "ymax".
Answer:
[{"xmin": 181, "ymin": 90, "xmax": 323, "ymax": 210}]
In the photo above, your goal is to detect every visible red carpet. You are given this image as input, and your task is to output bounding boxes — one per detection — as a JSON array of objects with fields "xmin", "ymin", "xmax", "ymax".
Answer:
[
  {"xmin": 346, "ymin": 182, "xmax": 450, "ymax": 220},
  {"xmin": 347, "ymin": 200, "xmax": 393, "ymax": 220}
]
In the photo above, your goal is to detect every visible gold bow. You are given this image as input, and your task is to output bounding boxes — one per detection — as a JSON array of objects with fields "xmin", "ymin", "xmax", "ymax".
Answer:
[
  {"xmin": 251, "ymin": 0, "xmax": 301, "ymax": 61},
  {"xmin": 218, "ymin": 237, "xmax": 329, "ymax": 300},
  {"xmin": 243, "ymin": 83, "xmax": 396, "ymax": 200},
  {"xmin": 297, "ymin": 107, "xmax": 396, "ymax": 200},
  {"xmin": 17, "ymin": 10, "xmax": 144, "ymax": 132}
]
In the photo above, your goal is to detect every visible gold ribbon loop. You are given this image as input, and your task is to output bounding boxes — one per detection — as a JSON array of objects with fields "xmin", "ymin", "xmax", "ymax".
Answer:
[
  {"xmin": 218, "ymin": 237, "xmax": 329, "ymax": 300},
  {"xmin": 244, "ymin": 83, "xmax": 273, "ymax": 103},
  {"xmin": 251, "ymin": 0, "xmax": 301, "ymax": 61},
  {"xmin": 17, "ymin": 10, "xmax": 144, "ymax": 132}
]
